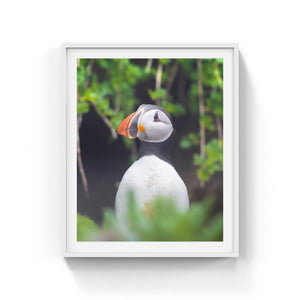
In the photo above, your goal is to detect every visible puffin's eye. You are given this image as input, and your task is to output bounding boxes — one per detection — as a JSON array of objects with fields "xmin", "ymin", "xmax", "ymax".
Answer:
[{"xmin": 153, "ymin": 111, "xmax": 160, "ymax": 122}]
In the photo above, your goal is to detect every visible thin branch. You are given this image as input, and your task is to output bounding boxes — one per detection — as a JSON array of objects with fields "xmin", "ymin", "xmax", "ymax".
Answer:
[
  {"xmin": 163, "ymin": 60, "xmax": 179, "ymax": 101},
  {"xmin": 155, "ymin": 61, "xmax": 163, "ymax": 106},
  {"xmin": 145, "ymin": 59, "xmax": 153, "ymax": 73},
  {"xmin": 197, "ymin": 59, "xmax": 205, "ymax": 188},
  {"xmin": 77, "ymin": 114, "xmax": 89, "ymax": 198},
  {"xmin": 197, "ymin": 59, "xmax": 205, "ymax": 157},
  {"xmin": 92, "ymin": 103, "xmax": 118, "ymax": 139},
  {"xmin": 99, "ymin": 112, "xmax": 118, "ymax": 139},
  {"xmin": 177, "ymin": 67, "xmax": 186, "ymax": 105},
  {"xmin": 86, "ymin": 59, "xmax": 94, "ymax": 73},
  {"xmin": 155, "ymin": 61, "xmax": 163, "ymax": 90}
]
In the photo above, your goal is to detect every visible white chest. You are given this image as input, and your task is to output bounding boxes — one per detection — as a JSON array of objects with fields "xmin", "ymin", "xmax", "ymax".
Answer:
[{"xmin": 115, "ymin": 155, "xmax": 189, "ymax": 219}]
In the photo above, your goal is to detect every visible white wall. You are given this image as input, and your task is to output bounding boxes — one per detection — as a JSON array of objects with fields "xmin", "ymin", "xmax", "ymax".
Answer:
[{"xmin": 1, "ymin": 1, "xmax": 299, "ymax": 299}]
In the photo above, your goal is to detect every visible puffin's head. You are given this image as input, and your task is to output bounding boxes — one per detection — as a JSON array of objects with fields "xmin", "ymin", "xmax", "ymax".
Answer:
[{"xmin": 117, "ymin": 104, "xmax": 173, "ymax": 143}]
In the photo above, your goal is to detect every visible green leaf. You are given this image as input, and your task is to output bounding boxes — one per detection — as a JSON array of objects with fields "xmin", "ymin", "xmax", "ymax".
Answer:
[
  {"xmin": 193, "ymin": 153, "xmax": 205, "ymax": 165},
  {"xmin": 84, "ymin": 88, "xmax": 98, "ymax": 103},
  {"xmin": 97, "ymin": 59, "xmax": 110, "ymax": 69},
  {"xmin": 96, "ymin": 98, "xmax": 109, "ymax": 112},
  {"xmin": 194, "ymin": 138, "xmax": 223, "ymax": 182},
  {"xmin": 77, "ymin": 214, "xmax": 100, "ymax": 241},
  {"xmin": 159, "ymin": 58, "xmax": 171, "ymax": 65},
  {"xmin": 180, "ymin": 133, "xmax": 200, "ymax": 149},
  {"xmin": 161, "ymin": 101, "xmax": 185, "ymax": 117},
  {"xmin": 110, "ymin": 113, "xmax": 125, "ymax": 129},
  {"xmin": 148, "ymin": 88, "xmax": 166, "ymax": 100},
  {"xmin": 197, "ymin": 168, "xmax": 210, "ymax": 181},
  {"xmin": 180, "ymin": 138, "xmax": 192, "ymax": 149},
  {"xmin": 77, "ymin": 102, "xmax": 89, "ymax": 114}
]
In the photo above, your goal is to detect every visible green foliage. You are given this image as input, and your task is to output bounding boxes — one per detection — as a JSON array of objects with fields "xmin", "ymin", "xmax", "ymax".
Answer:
[
  {"xmin": 179, "ymin": 58, "xmax": 223, "ymax": 182},
  {"xmin": 180, "ymin": 132, "xmax": 200, "ymax": 149},
  {"xmin": 161, "ymin": 101, "xmax": 185, "ymax": 117},
  {"xmin": 77, "ymin": 214, "xmax": 101, "ymax": 241},
  {"xmin": 148, "ymin": 88, "xmax": 166, "ymax": 100},
  {"xmin": 194, "ymin": 139, "xmax": 223, "ymax": 181},
  {"xmin": 77, "ymin": 195, "xmax": 223, "ymax": 242},
  {"xmin": 77, "ymin": 102, "xmax": 89, "ymax": 114},
  {"xmin": 199, "ymin": 115, "xmax": 216, "ymax": 131},
  {"xmin": 159, "ymin": 58, "xmax": 172, "ymax": 65},
  {"xmin": 77, "ymin": 59, "xmax": 145, "ymax": 128},
  {"xmin": 124, "ymin": 197, "xmax": 222, "ymax": 241},
  {"xmin": 177, "ymin": 59, "xmax": 197, "ymax": 76}
]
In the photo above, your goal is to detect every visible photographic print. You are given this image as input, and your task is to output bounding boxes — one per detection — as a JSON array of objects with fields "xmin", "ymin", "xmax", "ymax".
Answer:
[
  {"xmin": 77, "ymin": 58, "xmax": 223, "ymax": 242},
  {"xmin": 64, "ymin": 44, "xmax": 238, "ymax": 257}
]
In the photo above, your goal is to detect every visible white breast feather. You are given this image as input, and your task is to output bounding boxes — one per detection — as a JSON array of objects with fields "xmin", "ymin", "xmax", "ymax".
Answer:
[{"xmin": 115, "ymin": 155, "xmax": 189, "ymax": 220}]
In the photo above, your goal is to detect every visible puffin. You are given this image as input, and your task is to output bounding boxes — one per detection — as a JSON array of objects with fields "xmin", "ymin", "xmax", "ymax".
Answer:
[{"xmin": 115, "ymin": 104, "xmax": 189, "ymax": 220}]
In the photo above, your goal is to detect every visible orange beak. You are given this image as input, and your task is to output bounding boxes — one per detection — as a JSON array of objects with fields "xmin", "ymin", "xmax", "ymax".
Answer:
[{"xmin": 117, "ymin": 112, "xmax": 137, "ymax": 138}]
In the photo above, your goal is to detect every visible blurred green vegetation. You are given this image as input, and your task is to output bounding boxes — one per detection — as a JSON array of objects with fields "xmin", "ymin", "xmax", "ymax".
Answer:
[
  {"xmin": 77, "ymin": 214, "xmax": 100, "ymax": 241},
  {"xmin": 78, "ymin": 195, "xmax": 222, "ymax": 242}
]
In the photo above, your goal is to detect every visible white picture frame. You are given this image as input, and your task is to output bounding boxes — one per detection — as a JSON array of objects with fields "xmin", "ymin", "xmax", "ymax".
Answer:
[{"xmin": 63, "ymin": 43, "xmax": 239, "ymax": 257}]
